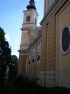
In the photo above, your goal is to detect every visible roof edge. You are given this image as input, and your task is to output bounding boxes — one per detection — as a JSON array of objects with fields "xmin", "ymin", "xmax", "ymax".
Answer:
[{"xmin": 40, "ymin": 0, "xmax": 59, "ymax": 25}]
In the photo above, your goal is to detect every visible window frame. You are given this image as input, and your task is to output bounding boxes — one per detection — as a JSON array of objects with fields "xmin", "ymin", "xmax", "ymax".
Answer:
[
  {"xmin": 37, "ymin": 54, "xmax": 40, "ymax": 61},
  {"xmin": 37, "ymin": 43, "xmax": 41, "ymax": 63},
  {"xmin": 28, "ymin": 61, "xmax": 31, "ymax": 64},
  {"xmin": 32, "ymin": 58, "xmax": 34, "ymax": 63},
  {"xmin": 61, "ymin": 26, "xmax": 70, "ymax": 54},
  {"xmin": 26, "ymin": 15, "xmax": 30, "ymax": 22}
]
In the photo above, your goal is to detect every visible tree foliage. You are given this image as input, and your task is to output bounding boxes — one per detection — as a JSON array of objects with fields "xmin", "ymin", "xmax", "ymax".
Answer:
[
  {"xmin": 0, "ymin": 27, "xmax": 19, "ymax": 94},
  {"xmin": 0, "ymin": 27, "xmax": 11, "ymax": 93},
  {"xmin": 0, "ymin": 27, "xmax": 11, "ymax": 64},
  {"xmin": 9, "ymin": 55, "xmax": 18, "ymax": 81}
]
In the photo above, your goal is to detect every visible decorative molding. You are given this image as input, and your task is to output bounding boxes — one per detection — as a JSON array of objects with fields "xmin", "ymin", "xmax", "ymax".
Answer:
[
  {"xmin": 40, "ymin": 0, "xmax": 59, "ymax": 25},
  {"xmin": 40, "ymin": 0, "xmax": 68, "ymax": 25},
  {"xmin": 18, "ymin": 49, "xmax": 27, "ymax": 53}
]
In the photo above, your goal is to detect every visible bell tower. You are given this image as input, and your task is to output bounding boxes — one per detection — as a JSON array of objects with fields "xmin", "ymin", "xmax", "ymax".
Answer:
[
  {"xmin": 21, "ymin": 0, "xmax": 38, "ymax": 50},
  {"xmin": 19, "ymin": 0, "xmax": 38, "ymax": 75}
]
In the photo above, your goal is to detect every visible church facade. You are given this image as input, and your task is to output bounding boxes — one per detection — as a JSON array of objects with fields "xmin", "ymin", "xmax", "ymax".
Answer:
[{"xmin": 19, "ymin": 0, "xmax": 70, "ymax": 88}]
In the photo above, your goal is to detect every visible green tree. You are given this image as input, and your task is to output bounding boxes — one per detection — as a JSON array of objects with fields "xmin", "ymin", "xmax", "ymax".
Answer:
[
  {"xmin": 8, "ymin": 55, "xmax": 18, "ymax": 81},
  {"xmin": 0, "ymin": 27, "xmax": 11, "ymax": 93}
]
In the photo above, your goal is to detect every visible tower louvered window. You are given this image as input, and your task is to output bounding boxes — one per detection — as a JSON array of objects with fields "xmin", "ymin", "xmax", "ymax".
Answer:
[{"xmin": 26, "ymin": 15, "xmax": 30, "ymax": 22}]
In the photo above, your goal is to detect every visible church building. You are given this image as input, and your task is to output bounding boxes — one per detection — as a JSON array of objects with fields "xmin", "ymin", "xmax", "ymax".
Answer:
[{"xmin": 19, "ymin": 0, "xmax": 70, "ymax": 88}]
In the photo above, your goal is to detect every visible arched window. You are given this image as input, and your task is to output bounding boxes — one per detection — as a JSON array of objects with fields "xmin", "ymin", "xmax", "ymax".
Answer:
[
  {"xmin": 26, "ymin": 15, "xmax": 30, "ymax": 22},
  {"xmin": 29, "ymin": 61, "xmax": 30, "ymax": 64},
  {"xmin": 32, "ymin": 58, "xmax": 34, "ymax": 63},
  {"xmin": 61, "ymin": 26, "xmax": 70, "ymax": 54},
  {"xmin": 37, "ymin": 55, "xmax": 40, "ymax": 61}
]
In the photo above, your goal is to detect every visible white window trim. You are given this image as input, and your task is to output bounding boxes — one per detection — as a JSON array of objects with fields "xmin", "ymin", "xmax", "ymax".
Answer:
[{"xmin": 60, "ymin": 26, "xmax": 70, "ymax": 54}]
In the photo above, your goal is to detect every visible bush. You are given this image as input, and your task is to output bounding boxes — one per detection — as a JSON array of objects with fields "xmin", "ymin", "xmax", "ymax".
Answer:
[{"xmin": 4, "ymin": 75, "xmax": 70, "ymax": 94}]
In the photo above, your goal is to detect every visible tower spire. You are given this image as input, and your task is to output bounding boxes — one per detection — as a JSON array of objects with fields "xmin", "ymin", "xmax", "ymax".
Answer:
[{"xmin": 27, "ymin": 0, "xmax": 36, "ymax": 10}]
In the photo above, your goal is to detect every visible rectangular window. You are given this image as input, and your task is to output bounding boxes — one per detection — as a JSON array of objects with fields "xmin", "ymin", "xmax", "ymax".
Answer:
[
  {"xmin": 37, "ymin": 43, "xmax": 41, "ymax": 63},
  {"xmin": 26, "ymin": 15, "xmax": 30, "ymax": 22},
  {"xmin": 32, "ymin": 48, "xmax": 35, "ymax": 63}
]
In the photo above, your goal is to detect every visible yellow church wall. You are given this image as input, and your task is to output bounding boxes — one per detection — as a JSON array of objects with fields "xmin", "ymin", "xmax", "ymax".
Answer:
[
  {"xmin": 40, "ymin": 7, "xmax": 56, "ymax": 86},
  {"xmin": 40, "ymin": 0, "xmax": 70, "ymax": 88},
  {"xmin": 27, "ymin": 46, "xmax": 36, "ymax": 78},
  {"xmin": 36, "ymin": 39, "xmax": 41, "ymax": 78},
  {"xmin": 46, "ymin": 16, "xmax": 56, "ymax": 87},
  {"xmin": 26, "ymin": 49, "xmax": 32, "ymax": 77},
  {"xmin": 56, "ymin": 1, "xmax": 70, "ymax": 88},
  {"xmin": 27, "ymin": 37, "xmax": 41, "ymax": 78},
  {"xmin": 40, "ymin": 23, "xmax": 47, "ymax": 86},
  {"xmin": 19, "ymin": 53, "xmax": 27, "ymax": 76}
]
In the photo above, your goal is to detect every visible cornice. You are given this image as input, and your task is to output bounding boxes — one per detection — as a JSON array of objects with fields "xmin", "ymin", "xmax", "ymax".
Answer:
[
  {"xmin": 40, "ymin": 0, "xmax": 59, "ymax": 25},
  {"xmin": 40, "ymin": 0, "xmax": 68, "ymax": 25}
]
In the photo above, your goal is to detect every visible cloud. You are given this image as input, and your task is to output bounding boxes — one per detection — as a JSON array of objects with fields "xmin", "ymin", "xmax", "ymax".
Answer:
[{"xmin": 5, "ymin": 34, "xmax": 10, "ymax": 41}]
